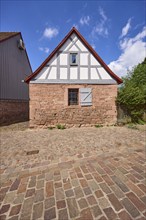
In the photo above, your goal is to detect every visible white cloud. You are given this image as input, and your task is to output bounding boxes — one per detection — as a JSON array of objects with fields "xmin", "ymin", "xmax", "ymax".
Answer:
[
  {"xmin": 39, "ymin": 47, "xmax": 50, "ymax": 53},
  {"xmin": 99, "ymin": 6, "xmax": 107, "ymax": 22},
  {"xmin": 108, "ymin": 26, "xmax": 146, "ymax": 77},
  {"xmin": 92, "ymin": 7, "xmax": 109, "ymax": 37},
  {"xmin": 80, "ymin": 16, "xmax": 90, "ymax": 25},
  {"xmin": 43, "ymin": 27, "xmax": 59, "ymax": 39},
  {"xmin": 120, "ymin": 18, "xmax": 132, "ymax": 38}
]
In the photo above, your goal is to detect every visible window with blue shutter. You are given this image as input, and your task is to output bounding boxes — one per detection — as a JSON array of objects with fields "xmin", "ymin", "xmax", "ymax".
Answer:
[{"xmin": 79, "ymin": 88, "xmax": 92, "ymax": 106}]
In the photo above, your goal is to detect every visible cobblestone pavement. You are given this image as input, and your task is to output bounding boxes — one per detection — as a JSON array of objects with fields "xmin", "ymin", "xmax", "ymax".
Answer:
[{"xmin": 0, "ymin": 125, "xmax": 146, "ymax": 219}]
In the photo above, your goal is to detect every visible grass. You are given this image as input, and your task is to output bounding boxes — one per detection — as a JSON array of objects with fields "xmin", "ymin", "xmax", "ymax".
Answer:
[
  {"xmin": 95, "ymin": 124, "xmax": 103, "ymax": 128},
  {"xmin": 56, "ymin": 124, "xmax": 66, "ymax": 130},
  {"xmin": 127, "ymin": 123, "xmax": 139, "ymax": 130}
]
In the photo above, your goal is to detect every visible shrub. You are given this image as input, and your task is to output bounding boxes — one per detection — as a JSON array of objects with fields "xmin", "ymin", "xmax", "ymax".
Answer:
[{"xmin": 117, "ymin": 58, "xmax": 146, "ymax": 123}]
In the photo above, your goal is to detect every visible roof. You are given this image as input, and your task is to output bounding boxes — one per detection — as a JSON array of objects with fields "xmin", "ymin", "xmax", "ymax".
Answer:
[
  {"xmin": 25, "ymin": 27, "xmax": 123, "ymax": 84},
  {"xmin": 0, "ymin": 32, "xmax": 20, "ymax": 42}
]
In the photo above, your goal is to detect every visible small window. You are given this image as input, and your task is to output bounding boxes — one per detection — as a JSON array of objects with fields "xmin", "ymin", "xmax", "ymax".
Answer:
[
  {"xmin": 70, "ymin": 53, "xmax": 78, "ymax": 65},
  {"xmin": 68, "ymin": 89, "xmax": 79, "ymax": 105}
]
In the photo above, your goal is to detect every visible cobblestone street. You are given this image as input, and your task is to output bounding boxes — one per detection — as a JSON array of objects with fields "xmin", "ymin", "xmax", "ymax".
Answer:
[{"xmin": 0, "ymin": 124, "xmax": 146, "ymax": 219}]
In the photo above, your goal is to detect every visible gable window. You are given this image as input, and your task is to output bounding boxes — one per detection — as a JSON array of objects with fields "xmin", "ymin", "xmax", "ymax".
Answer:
[
  {"xmin": 68, "ymin": 89, "xmax": 79, "ymax": 105},
  {"xmin": 70, "ymin": 53, "xmax": 78, "ymax": 65}
]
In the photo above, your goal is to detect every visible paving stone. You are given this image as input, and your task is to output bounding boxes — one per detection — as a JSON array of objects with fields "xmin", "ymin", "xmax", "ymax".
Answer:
[
  {"xmin": 45, "ymin": 171, "xmax": 54, "ymax": 181},
  {"xmin": 21, "ymin": 197, "xmax": 34, "ymax": 217},
  {"xmin": 98, "ymin": 197, "xmax": 110, "ymax": 209},
  {"xmin": 55, "ymin": 188, "xmax": 65, "ymax": 201},
  {"xmin": 13, "ymin": 193, "xmax": 25, "ymax": 204},
  {"xmin": 97, "ymin": 216, "xmax": 107, "ymax": 220},
  {"xmin": 9, "ymin": 204, "xmax": 21, "ymax": 216},
  {"xmin": 0, "ymin": 204, "xmax": 10, "ymax": 214},
  {"xmin": 8, "ymin": 216, "xmax": 19, "ymax": 220},
  {"xmin": 10, "ymin": 179, "xmax": 20, "ymax": 191},
  {"xmin": 111, "ymin": 175, "xmax": 129, "ymax": 192},
  {"xmin": 121, "ymin": 197, "xmax": 140, "ymax": 218},
  {"xmin": 91, "ymin": 205, "xmax": 102, "ymax": 218},
  {"xmin": 92, "ymin": 172, "xmax": 103, "ymax": 183},
  {"xmin": 25, "ymin": 188, "xmax": 35, "ymax": 198},
  {"xmin": 87, "ymin": 195, "xmax": 97, "ymax": 206},
  {"xmin": 28, "ymin": 176, "xmax": 36, "ymax": 188},
  {"xmin": 83, "ymin": 187, "xmax": 92, "ymax": 196},
  {"xmin": 80, "ymin": 208, "xmax": 93, "ymax": 220},
  {"xmin": 63, "ymin": 181, "xmax": 72, "ymax": 190},
  {"xmin": 103, "ymin": 207, "xmax": 117, "ymax": 220},
  {"xmin": 99, "ymin": 182, "xmax": 111, "ymax": 194},
  {"xmin": 60, "ymin": 170, "xmax": 69, "ymax": 179},
  {"xmin": 126, "ymin": 192, "xmax": 146, "ymax": 212},
  {"xmin": 118, "ymin": 210, "xmax": 132, "ymax": 220},
  {"xmin": 126, "ymin": 173, "xmax": 139, "ymax": 183},
  {"xmin": 37, "ymin": 173, "xmax": 45, "ymax": 180},
  {"xmin": 127, "ymin": 181, "xmax": 144, "ymax": 196},
  {"xmin": 79, "ymin": 179, "xmax": 88, "ymax": 188},
  {"xmin": 65, "ymin": 189, "xmax": 74, "ymax": 197},
  {"xmin": 74, "ymin": 186, "xmax": 84, "ymax": 199},
  {"xmin": 107, "ymin": 193, "xmax": 123, "ymax": 211},
  {"xmin": 102, "ymin": 174, "xmax": 114, "ymax": 186},
  {"xmin": 36, "ymin": 179, "xmax": 44, "ymax": 189},
  {"xmin": 67, "ymin": 198, "xmax": 79, "ymax": 218},
  {"xmin": 80, "ymin": 165, "xmax": 89, "ymax": 174},
  {"xmin": 87, "ymin": 179, "xmax": 99, "ymax": 191},
  {"xmin": 45, "ymin": 197, "xmax": 55, "ymax": 209},
  {"xmin": 77, "ymin": 172, "xmax": 84, "ymax": 178},
  {"xmin": 46, "ymin": 181, "xmax": 54, "ymax": 197},
  {"xmin": 44, "ymin": 207, "xmax": 56, "ymax": 220},
  {"xmin": 137, "ymin": 183, "xmax": 146, "ymax": 193},
  {"xmin": 57, "ymin": 200, "xmax": 66, "ymax": 209},
  {"xmin": 78, "ymin": 198, "xmax": 88, "ymax": 209},
  {"xmin": 85, "ymin": 174, "xmax": 93, "ymax": 180},
  {"xmin": 0, "ymin": 215, "xmax": 6, "ymax": 220},
  {"xmin": 140, "ymin": 195, "xmax": 146, "ymax": 204},
  {"xmin": 3, "ymin": 191, "xmax": 16, "ymax": 204},
  {"xmin": 95, "ymin": 190, "xmax": 104, "ymax": 198},
  {"xmin": 17, "ymin": 183, "xmax": 27, "ymax": 194},
  {"xmin": 110, "ymin": 184, "xmax": 125, "ymax": 199},
  {"xmin": 54, "ymin": 181, "xmax": 62, "ymax": 188},
  {"xmin": 58, "ymin": 208, "xmax": 68, "ymax": 220},
  {"xmin": 32, "ymin": 202, "xmax": 43, "ymax": 219},
  {"xmin": 71, "ymin": 178, "xmax": 79, "ymax": 187},
  {"xmin": 34, "ymin": 189, "xmax": 44, "ymax": 203}
]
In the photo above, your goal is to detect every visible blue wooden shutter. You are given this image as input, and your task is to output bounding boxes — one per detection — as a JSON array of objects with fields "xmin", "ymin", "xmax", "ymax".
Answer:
[{"xmin": 80, "ymin": 88, "xmax": 92, "ymax": 106}]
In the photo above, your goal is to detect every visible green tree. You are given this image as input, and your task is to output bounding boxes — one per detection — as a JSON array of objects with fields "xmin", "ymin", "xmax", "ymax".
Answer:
[{"xmin": 117, "ymin": 58, "xmax": 146, "ymax": 122}]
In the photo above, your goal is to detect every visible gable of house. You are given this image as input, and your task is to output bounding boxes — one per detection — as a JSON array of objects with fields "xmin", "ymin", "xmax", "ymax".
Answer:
[{"xmin": 25, "ymin": 27, "xmax": 122, "ymax": 84}]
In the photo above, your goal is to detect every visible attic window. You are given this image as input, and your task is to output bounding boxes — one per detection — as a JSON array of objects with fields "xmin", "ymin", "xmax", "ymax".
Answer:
[{"xmin": 70, "ymin": 53, "xmax": 78, "ymax": 66}]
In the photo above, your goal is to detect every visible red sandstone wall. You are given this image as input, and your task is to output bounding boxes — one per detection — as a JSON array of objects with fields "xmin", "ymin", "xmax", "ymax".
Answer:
[
  {"xmin": 0, "ymin": 100, "xmax": 29, "ymax": 126},
  {"xmin": 29, "ymin": 84, "xmax": 117, "ymax": 128}
]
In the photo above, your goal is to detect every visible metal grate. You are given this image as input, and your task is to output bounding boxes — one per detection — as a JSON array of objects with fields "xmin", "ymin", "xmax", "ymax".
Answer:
[{"xmin": 26, "ymin": 150, "xmax": 39, "ymax": 155}]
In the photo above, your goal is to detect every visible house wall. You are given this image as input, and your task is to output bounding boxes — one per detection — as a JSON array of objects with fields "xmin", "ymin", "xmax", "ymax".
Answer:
[
  {"xmin": 0, "ymin": 33, "xmax": 31, "ymax": 125},
  {"xmin": 0, "ymin": 99, "xmax": 29, "ymax": 125},
  {"xmin": 29, "ymin": 84, "xmax": 117, "ymax": 128},
  {"xmin": 0, "ymin": 34, "xmax": 31, "ymax": 100}
]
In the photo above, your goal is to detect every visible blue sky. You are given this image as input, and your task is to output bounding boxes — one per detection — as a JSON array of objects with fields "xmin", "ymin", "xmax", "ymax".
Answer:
[{"xmin": 1, "ymin": 0, "xmax": 146, "ymax": 77}]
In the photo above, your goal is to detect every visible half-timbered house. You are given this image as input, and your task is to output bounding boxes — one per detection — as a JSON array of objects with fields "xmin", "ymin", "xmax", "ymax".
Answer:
[{"xmin": 25, "ymin": 27, "xmax": 122, "ymax": 128}]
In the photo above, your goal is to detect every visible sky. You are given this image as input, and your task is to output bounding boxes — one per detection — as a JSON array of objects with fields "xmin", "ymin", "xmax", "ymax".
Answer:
[{"xmin": 1, "ymin": 0, "xmax": 146, "ymax": 77}]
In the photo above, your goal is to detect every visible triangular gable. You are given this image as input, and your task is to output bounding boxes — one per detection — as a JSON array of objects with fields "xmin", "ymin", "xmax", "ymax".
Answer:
[{"xmin": 25, "ymin": 27, "xmax": 122, "ymax": 84}]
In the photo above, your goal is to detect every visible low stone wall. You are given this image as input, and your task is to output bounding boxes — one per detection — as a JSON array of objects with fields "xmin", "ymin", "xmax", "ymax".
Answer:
[
  {"xmin": 29, "ymin": 84, "xmax": 117, "ymax": 128},
  {"xmin": 0, "ymin": 99, "xmax": 29, "ymax": 126}
]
